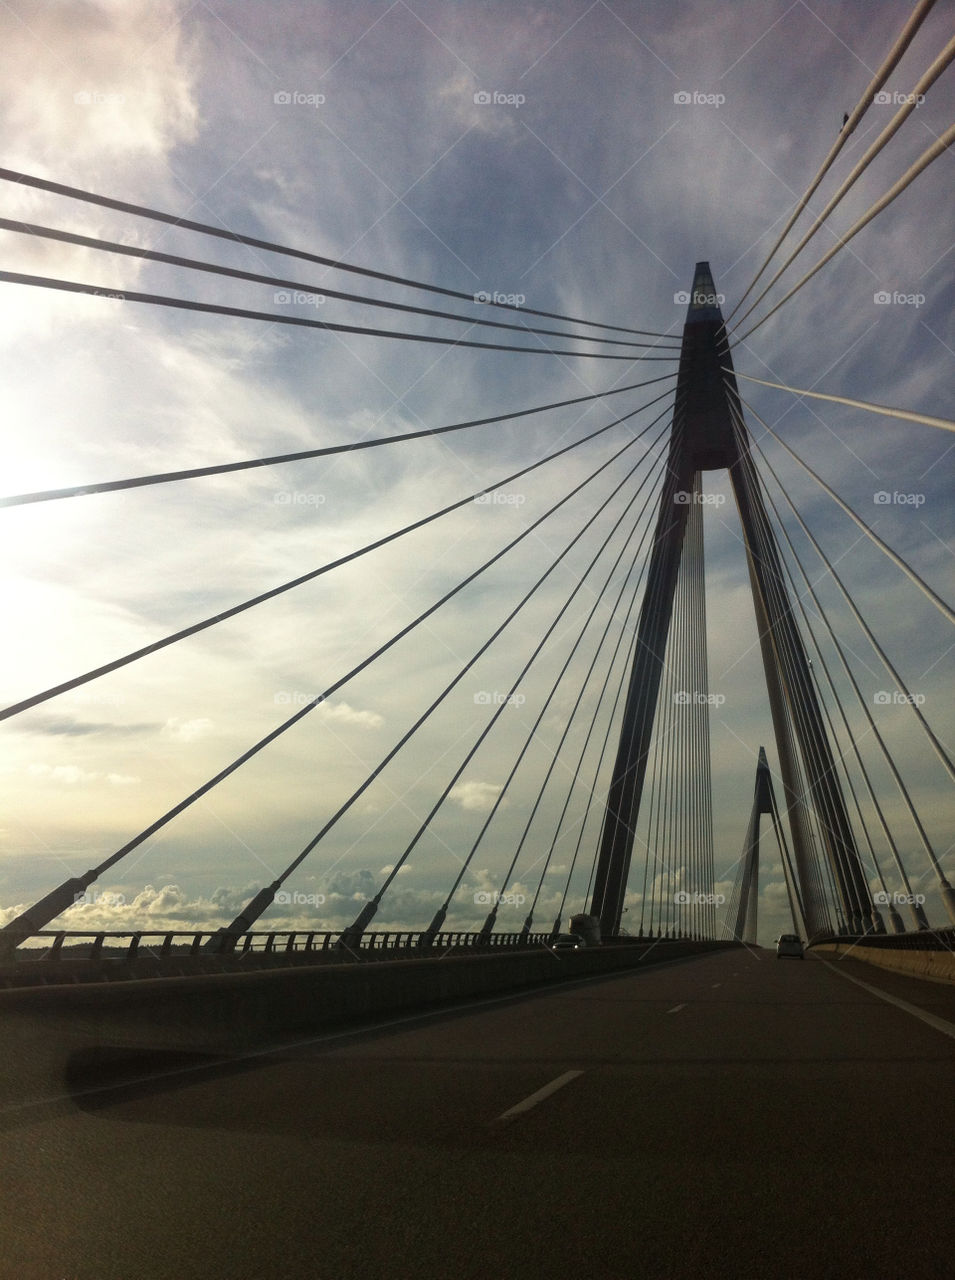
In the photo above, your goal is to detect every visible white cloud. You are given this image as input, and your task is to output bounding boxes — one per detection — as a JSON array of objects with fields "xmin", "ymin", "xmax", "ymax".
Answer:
[
  {"xmin": 161, "ymin": 717, "xmax": 215, "ymax": 742},
  {"xmin": 28, "ymin": 763, "xmax": 99, "ymax": 785},
  {"xmin": 320, "ymin": 701, "xmax": 385, "ymax": 729},
  {"xmin": 1, "ymin": 0, "xmax": 951, "ymax": 949},
  {"xmin": 449, "ymin": 781, "xmax": 504, "ymax": 812}
]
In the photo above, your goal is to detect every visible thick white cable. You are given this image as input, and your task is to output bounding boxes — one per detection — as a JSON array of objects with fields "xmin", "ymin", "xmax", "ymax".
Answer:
[
  {"xmin": 732, "ymin": 121, "xmax": 955, "ymax": 344},
  {"xmin": 727, "ymin": 370, "xmax": 955, "ymax": 435},
  {"xmin": 727, "ymin": 0, "xmax": 940, "ymax": 319},
  {"xmin": 735, "ymin": 391, "xmax": 955, "ymax": 624},
  {"xmin": 733, "ymin": 33, "xmax": 955, "ymax": 329}
]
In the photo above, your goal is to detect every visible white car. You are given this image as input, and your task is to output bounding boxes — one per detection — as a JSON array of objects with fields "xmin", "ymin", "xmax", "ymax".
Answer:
[
  {"xmin": 551, "ymin": 933, "xmax": 583, "ymax": 950},
  {"xmin": 776, "ymin": 934, "xmax": 804, "ymax": 959}
]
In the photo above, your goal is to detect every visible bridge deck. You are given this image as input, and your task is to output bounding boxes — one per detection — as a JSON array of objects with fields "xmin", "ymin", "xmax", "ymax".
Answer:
[{"xmin": 1, "ymin": 947, "xmax": 952, "ymax": 1279}]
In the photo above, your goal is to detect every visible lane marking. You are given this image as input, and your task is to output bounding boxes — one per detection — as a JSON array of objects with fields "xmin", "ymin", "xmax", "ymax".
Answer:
[
  {"xmin": 1, "ymin": 952, "xmax": 721, "ymax": 1118},
  {"xmin": 712, "ymin": 982, "xmax": 722, "ymax": 988},
  {"xmin": 496, "ymin": 1070, "xmax": 584, "ymax": 1121},
  {"xmin": 820, "ymin": 961, "xmax": 955, "ymax": 1042},
  {"xmin": 667, "ymin": 1003, "xmax": 686, "ymax": 1013}
]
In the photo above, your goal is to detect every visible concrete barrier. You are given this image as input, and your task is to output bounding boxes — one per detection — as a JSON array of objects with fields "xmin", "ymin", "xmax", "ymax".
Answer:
[
  {"xmin": 814, "ymin": 942, "xmax": 955, "ymax": 985},
  {"xmin": 0, "ymin": 941, "xmax": 736, "ymax": 1102}
]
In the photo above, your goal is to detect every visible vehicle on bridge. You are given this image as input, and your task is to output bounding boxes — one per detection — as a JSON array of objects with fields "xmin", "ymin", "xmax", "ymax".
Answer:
[
  {"xmin": 776, "ymin": 934, "xmax": 804, "ymax": 959},
  {"xmin": 551, "ymin": 933, "xmax": 584, "ymax": 950}
]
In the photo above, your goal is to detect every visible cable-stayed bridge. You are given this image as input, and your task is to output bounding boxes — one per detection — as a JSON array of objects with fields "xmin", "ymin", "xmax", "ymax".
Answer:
[
  {"xmin": 2, "ymin": 5, "xmax": 955, "ymax": 1278},
  {"xmin": 0, "ymin": 11, "xmax": 953, "ymax": 976},
  {"xmin": 2, "ymin": 130, "xmax": 955, "ymax": 958},
  {"xmin": 1, "ymin": 229, "xmax": 951, "ymax": 969}
]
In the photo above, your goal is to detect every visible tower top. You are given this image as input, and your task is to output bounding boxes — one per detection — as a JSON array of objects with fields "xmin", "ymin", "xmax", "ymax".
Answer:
[
  {"xmin": 676, "ymin": 262, "xmax": 736, "ymax": 470},
  {"xmin": 754, "ymin": 746, "xmax": 774, "ymax": 814},
  {"xmin": 685, "ymin": 261, "xmax": 724, "ymax": 325}
]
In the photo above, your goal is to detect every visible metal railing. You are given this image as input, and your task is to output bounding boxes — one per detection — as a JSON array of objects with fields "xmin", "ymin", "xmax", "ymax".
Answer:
[
  {"xmin": 810, "ymin": 926, "xmax": 955, "ymax": 952},
  {"xmin": 5, "ymin": 927, "xmax": 554, "ymax": 964}
]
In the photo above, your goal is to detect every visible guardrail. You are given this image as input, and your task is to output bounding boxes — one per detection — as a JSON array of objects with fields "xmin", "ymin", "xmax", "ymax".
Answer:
[
  {"xmin": 809, "ymin": 927, "xmax": 954, "ymax": 951},
  {"xmin": 5, "ymin": 928, "xmax": 553, "ymax": 964}
]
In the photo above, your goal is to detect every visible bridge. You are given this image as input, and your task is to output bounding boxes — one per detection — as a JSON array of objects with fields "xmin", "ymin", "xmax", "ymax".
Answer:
[{"xmin": 1, "ymin": 1, "xmax": 954, "ymax": 1276}]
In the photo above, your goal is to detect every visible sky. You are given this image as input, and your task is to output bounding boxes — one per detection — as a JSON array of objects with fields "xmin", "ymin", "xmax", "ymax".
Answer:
[{"xmin": 0, "ymin": 0, "xmax": 953, "ymax": 948}]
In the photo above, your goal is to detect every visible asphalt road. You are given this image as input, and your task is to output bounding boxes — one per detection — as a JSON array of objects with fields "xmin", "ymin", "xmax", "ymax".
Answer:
[{"xmin": 1, "ymin": 947, "xmax": 953, "ymax": 1280}]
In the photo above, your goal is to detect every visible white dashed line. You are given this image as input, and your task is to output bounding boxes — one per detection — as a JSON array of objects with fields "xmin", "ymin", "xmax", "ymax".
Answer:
[
  {"xmin": 666, "ymin": 1003, "xmax": 686, "ymax": 1014},
  {"xmin": 820, "ymin": 961, "xmax": 955, "ymax": 1042},
  {"xmin": 496, "ymin": 1070, "xmax": 585, "ymax": 1121}
]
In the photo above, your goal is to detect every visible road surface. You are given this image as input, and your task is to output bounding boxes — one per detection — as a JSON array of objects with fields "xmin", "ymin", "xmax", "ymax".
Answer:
[{"xmin": 1, "ymin": 946, "xmax": 953, "ymax": 1279}]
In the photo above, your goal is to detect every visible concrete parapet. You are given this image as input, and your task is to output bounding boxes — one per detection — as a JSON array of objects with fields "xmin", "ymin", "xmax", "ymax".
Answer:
[
  {"xmin": 814, "ymin": 941, "xmax": 955, "ymax": 985},
  {"xmin": 0, "ymin": 940, "xmax": 736, "ymax": 1102}
]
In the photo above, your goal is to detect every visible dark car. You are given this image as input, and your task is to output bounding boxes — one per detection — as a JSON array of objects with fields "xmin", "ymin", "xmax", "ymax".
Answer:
[
  {"xmin": 551, "ymin": 933, "xmax": 584, "ymax": 950},
  {"xmin": 776, "ymin": 933, "xmax": 804, "ymax": 959}
]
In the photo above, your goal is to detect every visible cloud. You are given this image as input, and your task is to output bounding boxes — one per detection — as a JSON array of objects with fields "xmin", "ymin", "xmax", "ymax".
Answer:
[
  {"xmin": 1, "ymin": 0, "xmax": 951, "ymax": 949},
  {"xmin": 449, "ymin": 781, "xmax": 504, "ymax": 812},
  {"xmin": 320, "ymin": 701, "xmax": 385, "ymax": 729},
  {"xmin": 28, "ymin": 763, "xmax": 100, "ymax": 786},
  {"xmin": 161, "ymin": 718, "xmax": 215, "ymax": 743}
]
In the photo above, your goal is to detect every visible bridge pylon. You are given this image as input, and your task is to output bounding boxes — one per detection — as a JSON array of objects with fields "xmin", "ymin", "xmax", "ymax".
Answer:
[{"xmin": 589, "ymin": 264, "xmax": 879, "ymax": 941}]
